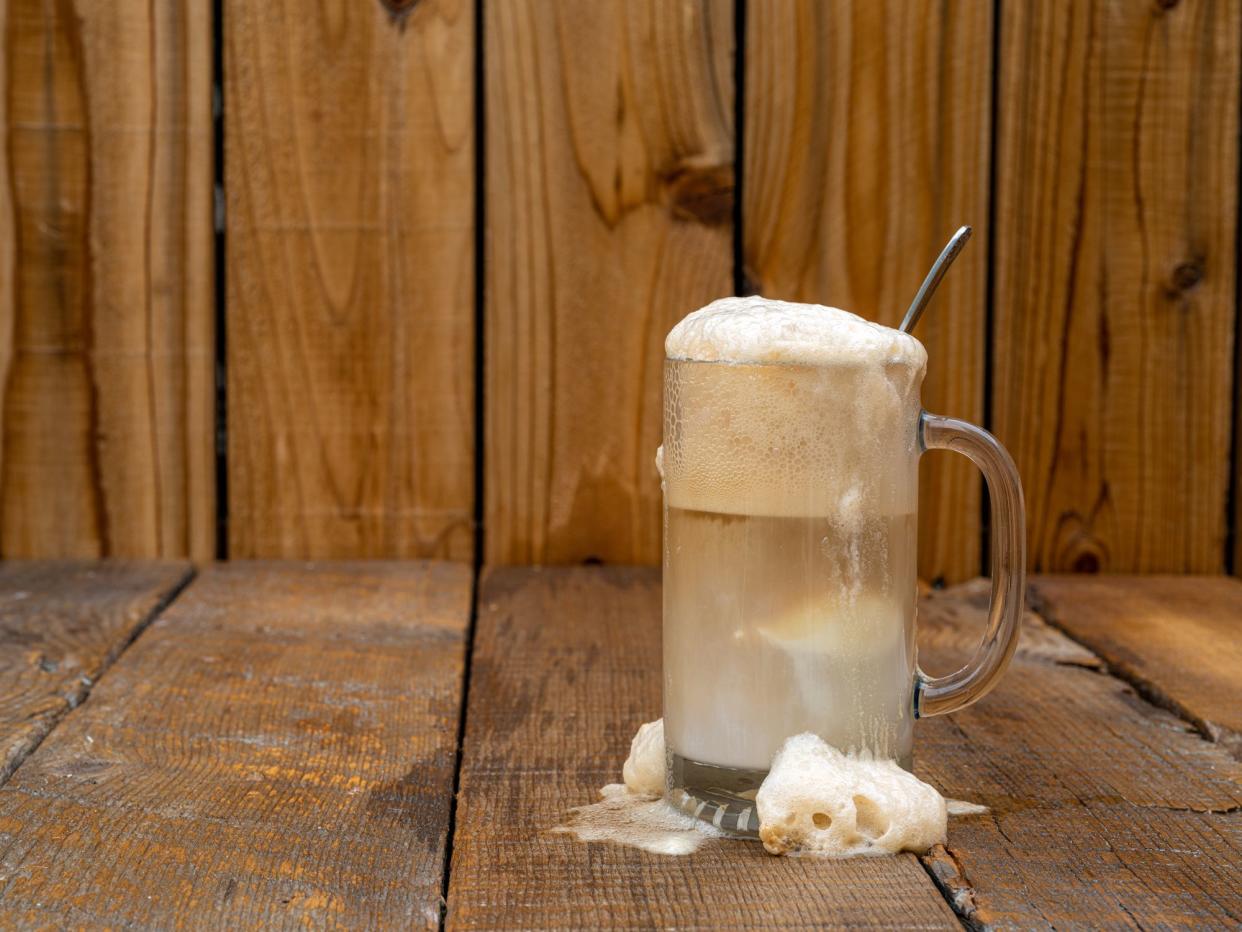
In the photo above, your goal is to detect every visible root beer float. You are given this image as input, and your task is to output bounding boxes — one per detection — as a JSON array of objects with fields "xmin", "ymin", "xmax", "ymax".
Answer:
[{"xmin": 660, "ymin": 294, "xmax": 1024, "ymax": 836}]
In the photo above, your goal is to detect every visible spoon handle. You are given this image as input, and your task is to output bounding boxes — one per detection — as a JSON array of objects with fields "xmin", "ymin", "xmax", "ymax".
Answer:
[{"xmin": 900, "ymin": 225, "xmax": 973, "ymax": 334}]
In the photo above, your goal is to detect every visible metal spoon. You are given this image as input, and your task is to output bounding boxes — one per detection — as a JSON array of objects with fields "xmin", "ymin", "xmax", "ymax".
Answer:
[{"xmin": 899, "ymin": 225, "xmax": 973, "ymax": 334}]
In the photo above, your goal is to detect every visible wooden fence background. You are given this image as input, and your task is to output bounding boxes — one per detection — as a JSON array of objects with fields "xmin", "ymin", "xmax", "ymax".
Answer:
[{"xmin": 1, "ymin": 0, "xmax": 1239, "ymax": 583}]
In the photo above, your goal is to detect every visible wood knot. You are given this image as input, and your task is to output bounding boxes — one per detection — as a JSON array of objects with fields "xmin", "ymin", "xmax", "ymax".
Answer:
[
  {"xmin": 1072, "ymin": 551, "xmax": 1101, "ymax": 574},
  {"xmin": 378, "ymin": 0, "xmax": 423, "ymax": 25},
  {"xmin": 1153, "ymin": 0, "xmax": 1180, "ymax": 10},
  {"xmin": 1172, "ymin": 261, "xmax": 1203, "ymax": 289},
  {"xmin": 662, "ymin": 159, "xmax": 734, "ymax": 227},
  {"xmin": 1164, "ymin": 259, "xmax": 1205, "ymax": 299}
]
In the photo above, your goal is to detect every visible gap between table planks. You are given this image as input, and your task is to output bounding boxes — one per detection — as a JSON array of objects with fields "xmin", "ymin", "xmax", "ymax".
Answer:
[
  {"xmin": 0, "ymin": 562, "xmax": 192, "ymax": 786},
  {"xmin": 448, "ymin": 567, "xmax": 1241, "ymax": 930},
  {"xmin": 0, "ymin": 562, "xmax": 471, "ymax": 930}
]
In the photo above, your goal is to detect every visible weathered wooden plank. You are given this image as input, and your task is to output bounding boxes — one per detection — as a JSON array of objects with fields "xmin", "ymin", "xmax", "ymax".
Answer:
[
  {"xmin": 0, "ymin": 562, "xmax": 190, "ymax": 786},
  {"xmin": 992, "ymin": 0, "xmax": 1240, "ymax": 573},
  {"xmin": 485, "ymin": 0, "xmax": 735, "ymax": 565},
  {"xmin": 226, "ymin": 0, "xmax": 474, "ymax": 560},
  {"xmin": 446, "ymin": 567, "xmax": 961, "ymax": 929},
  {"xmin": 1031, "ymin": 575, "xmax": 1242, "ymax": 758},
  {"xmin": 0, "ymin": 562, "xmax": 471, "ymax": 929},
  {"xmin": 744, "ymin": 0, "xmax": 991, "ymax": 584},
  {"xmin": 0, "ymin": 0, "xmax": 214, "ymax": 558},
  {"xmin": 917, "ymin": 579, "xmax": 1242, "ymax": 928}
]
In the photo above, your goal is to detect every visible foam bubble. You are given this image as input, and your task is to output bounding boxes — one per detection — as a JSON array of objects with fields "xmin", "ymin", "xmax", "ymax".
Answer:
[{"xmin": 755, "ymin": 733, "xmax": 946, "ymax": 857}]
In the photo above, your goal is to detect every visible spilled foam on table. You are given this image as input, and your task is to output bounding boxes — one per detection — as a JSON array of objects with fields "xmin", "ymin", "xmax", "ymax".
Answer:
[
  {"xmin": 945, "ymin": 799, "xmax": 990, "ymax": 816},
  {"xmin": 552, "ymin": 784, "xmax": 725, "ymax": 856},
  {"xmin": 554, "ymin": 719, "xmax": 985, "ymax": 858},
  {"xmin": 553, "ymin": 720, "xmax": 725, "ymax": 855}
]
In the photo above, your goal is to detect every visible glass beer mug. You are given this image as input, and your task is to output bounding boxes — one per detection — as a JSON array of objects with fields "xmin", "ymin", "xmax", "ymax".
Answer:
[{"xmin": 661, "ymin": 306, "xmax": 1025, "ymax": 835}]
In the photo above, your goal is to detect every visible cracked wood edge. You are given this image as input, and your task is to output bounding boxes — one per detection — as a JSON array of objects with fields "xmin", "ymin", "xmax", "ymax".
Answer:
[
  {"xmin": 1030, "ymin": 575, "xmax": 1242, "ymax": 759},
  {"xmin": 0, "ymin": 562, "xmax": 192, "ymax": 785}
]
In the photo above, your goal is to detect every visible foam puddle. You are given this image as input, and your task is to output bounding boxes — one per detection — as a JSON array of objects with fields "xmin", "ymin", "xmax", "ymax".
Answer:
[
  {"xmin": 553, "ymin": 720, "xmax": 987, "ymax": 858},
  {"xmin": 552, "ymin": 784, "xmax": 725, "ymax": 856}
]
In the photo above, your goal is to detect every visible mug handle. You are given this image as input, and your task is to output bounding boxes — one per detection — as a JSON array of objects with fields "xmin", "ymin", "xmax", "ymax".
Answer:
[{"xmin": 915, "ymin": 411, "xmax": 1026, "ymax": 718}]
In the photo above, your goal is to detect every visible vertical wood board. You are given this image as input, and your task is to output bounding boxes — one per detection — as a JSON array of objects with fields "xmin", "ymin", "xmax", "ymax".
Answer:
[
  {"xmin": 226, "ymin": 0, "xmax": 475, "ymax": 559},
  {"xmin": 484, "ymin": 0, "xmax": 735, "ymax": 564},
  {"xmin": 992, "ymin": 0, "xmax": 1240, "ymax": 573},
  {"xmin": 0, "ymin": 0, "xmax": 214, "ymax": 558}
]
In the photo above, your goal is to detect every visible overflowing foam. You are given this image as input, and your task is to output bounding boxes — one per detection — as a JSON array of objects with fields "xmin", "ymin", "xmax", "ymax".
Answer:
[
  {"xmin": 755, "ymin": 733, "xmax": 946, "ymax": 857},
  {"xmin": 662, "ymin": 297, "xmax": 925, "ymax": 519},
  {"xmin": 622, "ymin": 719, "xmax": 666, "ymax": 796},
  {"xmin": 666, "ymin": 296, "xmax": 926, "ymax": 369}
]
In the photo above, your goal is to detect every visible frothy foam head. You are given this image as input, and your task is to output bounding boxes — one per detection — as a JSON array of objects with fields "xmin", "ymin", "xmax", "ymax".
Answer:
[
  {"xmin": 663, "ymin": 296, "xmax": 926, "ymax": 519},
  {"xmin": 666, "ymin": 296, "xmax": 926, "ymax": 369}
]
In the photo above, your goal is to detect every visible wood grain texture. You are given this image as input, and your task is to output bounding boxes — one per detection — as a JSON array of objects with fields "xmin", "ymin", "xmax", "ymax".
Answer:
[
  {"xmin": 485, "ymin": 0, "xmax": 735, "ymax": 565},
  {"xmin": 0, "ymin": 562, "xmax": 190, "ymax": 785},
  {"xmin": 1031, "ymin": 575, "xmax": 1242, "ymax": 757},
  {"xmin": 993, "ymin": 0, "xmax": 1240, "ymax": 573},
  {"xmin": 446, "ymin": 567, "xmax": 962, "ymax": 929},
  {"xmin": 917, "ymin": 579, "xmax": 1242, "ymax": 928},
  {"xmin": 451, "ymin": 568, "xmax": 1242, "ymax": 928},
  {"xmin": 0, "ymin": 562, "xmax": 471, "ymax": 929},
  {"xmin": 226, "ymin": 0, "xmax": 474, "ymax": 560},
  {"xmin": 744, "ymin": 0, "xmax": 992, "ymax": 584},
  {"xmin": 0, "ymin": 0, "xmax": 214, "ymax": 558}
]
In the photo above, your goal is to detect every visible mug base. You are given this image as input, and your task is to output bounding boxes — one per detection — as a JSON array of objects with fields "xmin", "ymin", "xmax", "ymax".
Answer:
[
  {"xmin": 667, "ymin": 748, "xmax": 916, "ymax": 837},
  {"xmin": 667, "ymin": 753, "xmax": 765, "ymax": 838}
]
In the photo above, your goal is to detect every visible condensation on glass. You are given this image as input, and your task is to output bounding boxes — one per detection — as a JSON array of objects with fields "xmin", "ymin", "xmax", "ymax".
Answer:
[{"xmin": 661, "ymin": 355, "xmax": 1025, "ymax": 836}]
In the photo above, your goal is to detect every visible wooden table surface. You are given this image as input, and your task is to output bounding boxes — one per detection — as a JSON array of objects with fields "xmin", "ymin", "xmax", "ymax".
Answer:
[{"xmin": 0, "ymin": 563, "xmax": 1237, "ymax": 929}]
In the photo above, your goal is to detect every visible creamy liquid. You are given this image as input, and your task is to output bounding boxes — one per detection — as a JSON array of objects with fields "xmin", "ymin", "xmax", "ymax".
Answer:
[{"xmin": 664, "ymin": 507, "xmax": 917, "ymax": 772}]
